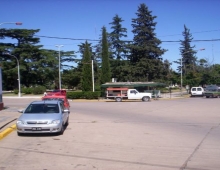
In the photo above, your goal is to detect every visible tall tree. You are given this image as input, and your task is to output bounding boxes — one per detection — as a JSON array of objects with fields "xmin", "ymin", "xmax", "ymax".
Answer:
[
  {"xmin": 109, "ymin": 14, "xmax": 129, "ymax": 82},
  {"xmin": 128, "ymin": 3, "xmax": 166, "ymax": 81},
  {"xmin": 109, "ymin": 14, "xmax": 127, "ymax": 60},
  {"xmin": 0, "ymin": 29, "xmax": 76, "ymax": 90},
  {"xmin": 100, "ymin": 27, "xmax": 111, "ymax": 84},
  {"xmin": 81, "ymin": 41, "xmax": 92, "ymax": 91},
  {"xmin": 179, "ymin": 25, "xmax": 196, "ymax": 75},
  {"xmin": 0, "ymin": 29, "xmax": 42, "ymax": 89}
]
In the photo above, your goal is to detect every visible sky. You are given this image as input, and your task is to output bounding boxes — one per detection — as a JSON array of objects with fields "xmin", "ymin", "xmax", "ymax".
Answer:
[{"xmin": 1, "ymin": 0, "xmax": 220, "ymax": 71}]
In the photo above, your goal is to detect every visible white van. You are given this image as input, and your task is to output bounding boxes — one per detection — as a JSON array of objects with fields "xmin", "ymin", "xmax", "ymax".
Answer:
[{"xmin": 190, "ymin": 87, "xmax": 204, "ymax": 97}]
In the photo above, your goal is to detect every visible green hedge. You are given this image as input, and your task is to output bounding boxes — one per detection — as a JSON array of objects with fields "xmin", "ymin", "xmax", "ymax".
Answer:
[
  {"xmin": 13, "ymin": 89, "xmax": 18, "ymax": 94},
  {"xmin": 22, "ymin": 87, "xmax": 32, "ymax": 94},
  {"xmin": 14, "ymin": 86, "xmax": 46, "ymax": 95},
  {"xmin": 32, "ymin": 86, "xmax": 46, "ymax": 94},
  {"xmin": 67, "ymin": 91, "xmax": 101, "ymax": 99}
]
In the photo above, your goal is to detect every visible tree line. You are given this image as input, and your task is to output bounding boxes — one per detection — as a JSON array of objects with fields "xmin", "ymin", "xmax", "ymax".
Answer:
[{"xmin": 0, "ymin": 3, "xmax": 220, "ymax": 92}]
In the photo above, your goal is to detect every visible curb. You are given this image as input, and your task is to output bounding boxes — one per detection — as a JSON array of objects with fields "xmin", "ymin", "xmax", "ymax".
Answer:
[{"xmin": 0, "ymin": 124, "xmax": 16, "ymax": 140}]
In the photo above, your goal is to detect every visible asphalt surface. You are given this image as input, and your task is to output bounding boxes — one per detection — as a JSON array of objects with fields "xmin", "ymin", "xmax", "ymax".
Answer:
[
  {"xmin": 1, "ymin": 95, "xmax": 220, "ymax": 170},
  {"xmin": 0, "ymin": 92, "xmax": 187, "ymax": 140}
]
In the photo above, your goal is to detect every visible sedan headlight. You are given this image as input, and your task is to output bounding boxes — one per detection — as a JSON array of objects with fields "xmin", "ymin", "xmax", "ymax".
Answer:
[
  {"xmin": 17, "ymin": 120, "xmax": 24, "ymax": 125},
  {"xmin": 51, "ymin": 120, "xmax": 61, "ymax": 124}
]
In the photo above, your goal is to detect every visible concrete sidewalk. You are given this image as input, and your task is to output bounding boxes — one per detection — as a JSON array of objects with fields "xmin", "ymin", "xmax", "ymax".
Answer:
[{"xmin": 0, "ymin": 109, "xmax": 20, "ymax": 139}]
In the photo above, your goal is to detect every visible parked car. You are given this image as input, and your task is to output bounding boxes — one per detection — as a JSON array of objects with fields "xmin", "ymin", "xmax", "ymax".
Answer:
[
  {"xmin": 190, "ymin": 87, "xmax": 204, "ymax": 97},
  {"xmin": 203, "ymin": 85, "xmax": 220, "ymax": 98},
  {"xmin": 42, "ymin": 95, "xmax": 70, "ymax": 111},
  {"xmin": 47, "ymin": 89, "xmax": 67, "ymax": 96},
  {"xmin": 16, "ymin": 100, "xmax": 69, "ymax": 136}
]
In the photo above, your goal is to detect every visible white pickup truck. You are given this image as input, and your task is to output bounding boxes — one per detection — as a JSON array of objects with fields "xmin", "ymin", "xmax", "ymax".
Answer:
[{"xmin": 106, "ymin": 88, "xmax": 152, "ymax": 102}]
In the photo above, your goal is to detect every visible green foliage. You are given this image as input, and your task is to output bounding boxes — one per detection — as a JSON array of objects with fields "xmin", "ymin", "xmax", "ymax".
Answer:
[
  {"xmin": 82, "ymin": 41, "xmax": 93, "ymax": 91},
  {"xmin": 22, "ymin": 87, "xmax": 32, "ymax": 94},
  {"xmin": 13, "ymin": 89, "xmax": 18, "ymax": 94},
  {"xmin": 0, "ymin": 29, "xmax": 76, "ymax": 91},
  {"xmin": 179, "ymin": 25, "xmax": 196, "ymax": 74},
  {"xmin": 62, "ymin": 69, "xmax": 81, "ymax": 89},
  {"xmin": 109, "ymin": 14, "xmax": 128, "ymax": 60},
  {"xmin": 31, "ymin": 86, "xmax": 46, "ymax": 94},
  {"xmin": 101, "ymin": 27, "xmax": 111, "ymax": 84},
  {"xmin": 128, "ymin": 3, "xmax": 166, "ymax": 81},
  {"xmin": 67, "ymin": 91, "xmax": 101, "ymax": 99}
]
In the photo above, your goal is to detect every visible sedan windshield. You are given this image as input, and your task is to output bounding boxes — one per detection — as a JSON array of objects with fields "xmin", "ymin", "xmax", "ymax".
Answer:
[{"xmin": 24, "ymin": 104, "xmax": 59, "ymax": 114}]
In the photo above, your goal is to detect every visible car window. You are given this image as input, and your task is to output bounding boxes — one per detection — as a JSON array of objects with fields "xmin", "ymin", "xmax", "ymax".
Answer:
[
  {"xmin": 206, "ymin": 88, "xmax": 216, "ymax": 91},
  {"xmin": 24, "ymin": 104, "xmax": 59, "ymax": 114},
  {"xmin": 130, "ymin": 90, "xmax": 136, "ymax": 94},
  {"xmin": 60, "ymin": 102, "xmax": 65, "ymax": 111},
  {"xmin": 192, "ymin": 88, "xmax": 196, "ymax": 91}
]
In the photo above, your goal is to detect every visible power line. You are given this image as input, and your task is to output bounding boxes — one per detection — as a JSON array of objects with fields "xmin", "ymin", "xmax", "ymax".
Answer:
[
  {"xmin": 34, "ymin": 35, "xmax": 99, "ymax": 42},
  {"xmin": 34, "ymin": 35, "xmax": 220, "ymax": 43},
  {"xmin": 158, "ymin": 29, "xmax": 220, "ymax": 37}
]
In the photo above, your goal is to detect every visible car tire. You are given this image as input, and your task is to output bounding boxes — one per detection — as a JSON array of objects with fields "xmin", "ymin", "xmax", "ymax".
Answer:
[
  {"xmin": 65, "ymin": 117, "xmax": 69, "ymax": 126},
  {"xmin": 58, "ymin": 124, "xmax": 64, "ymax": 135},
  {"xmin": 17, "ymin": 132, "xmax": 23, "ymax": 136},
  {"xmin": 142, "ymin": 96, "xmax": 150, "ymax": 102},
  {"xmin": 115, "ymin": 97, "xmax": 122, "ymax": 102}
]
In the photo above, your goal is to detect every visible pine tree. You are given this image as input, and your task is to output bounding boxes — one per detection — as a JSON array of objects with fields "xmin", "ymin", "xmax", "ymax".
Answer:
[
  {"xmin": 179, "ymin": 25, "xmax": 196, "ymax": 75},
  {"xmin": 81, "ymin": 41, "xmax": 92, "ymax": 91},
  {"xmin": 109, "ymin": 14, "xmax": 129, "ymax": 82},
  {"xmin": 100, "ymin": 27, "xmax": 111, "ymax": 84},
  {"xmin": 109, "ymin": 14, "xmax": 127, "ymax": 60},
  {"xmin": 129, "ymin": 3, "xmax": 166, "ymax": 81}
]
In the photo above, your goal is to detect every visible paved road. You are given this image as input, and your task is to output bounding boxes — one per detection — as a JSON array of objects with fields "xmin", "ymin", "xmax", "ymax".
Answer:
[{"xmin": 0, "ymin": 97, "xmax": 219, "ymax": 170}]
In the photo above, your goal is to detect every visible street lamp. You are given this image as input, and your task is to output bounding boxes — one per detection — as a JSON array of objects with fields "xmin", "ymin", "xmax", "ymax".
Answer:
[
  {"xmin": 55, "ymin": 45, "xmax": 63, "ymax": 90},
  {"xmin": 92, "ymin": 60, "xmax": 94, "ymax": 92},
  {"xmin": 0, "ymin": 22, "xmax": 22, "ymax": 26},
  {"xmin": 180, "ymin": 48, "xmax": 205, "ymax": 96},
  {"xmin": 5, "ymin": 53, "xmax": 21, "ymax": 97}
]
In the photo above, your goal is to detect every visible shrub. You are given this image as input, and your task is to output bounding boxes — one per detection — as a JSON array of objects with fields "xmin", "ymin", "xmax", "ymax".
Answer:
[
  {"xmin": 32, "ymin": 86, "xmax": 46, "ymax": 95},
  {"xmin": 22, "ymin": 87, "xmax": 32, "ymax": 94},
  {"xmin": 14, "ymin": 89, "xmax": 18, "ymax": 94}
]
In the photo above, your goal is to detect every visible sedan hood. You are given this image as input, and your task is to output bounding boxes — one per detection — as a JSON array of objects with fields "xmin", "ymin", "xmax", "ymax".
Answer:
[{"xmin": 18, "ymin": 113, "xmax": 61, "ymax": 121}]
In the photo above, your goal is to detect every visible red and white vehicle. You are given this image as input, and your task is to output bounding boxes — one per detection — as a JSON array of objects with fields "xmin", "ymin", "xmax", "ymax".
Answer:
[
  {"xmin": 47, "ymin": 89, "xmax": 67, "ymax": 96},
  {"xmin": 106, "ymin": 87, "xmax": 152, "ymax": 102},
  {"xmin": 42, "ymin": 90, "xmax": 70, "ymax": 111}
]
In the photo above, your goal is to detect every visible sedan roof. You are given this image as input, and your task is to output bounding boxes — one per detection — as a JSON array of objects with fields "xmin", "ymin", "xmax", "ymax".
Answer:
[{"xmin": 30, "ymin": 100, "xmax": 61, "ymax": 105}]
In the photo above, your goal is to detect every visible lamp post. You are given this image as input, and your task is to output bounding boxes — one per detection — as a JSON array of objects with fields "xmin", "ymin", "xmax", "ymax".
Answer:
[
  {"xmin": 180, "ymin": 48, "xmax": 205, "ymax": 96},
  {"xmin": 0, "ymin": 22, "xmax": 22, "ymax": 26},
  {"xmin": 5, "ymin": 53, "xmax": 21, "ymax": 97},
  {"xmin": 55, "ymin": 45, "xmax": 63, "ymax": 90},
  {"xmin": 92, "ymin": 60, "xmax": 94, "ymax": 92}
]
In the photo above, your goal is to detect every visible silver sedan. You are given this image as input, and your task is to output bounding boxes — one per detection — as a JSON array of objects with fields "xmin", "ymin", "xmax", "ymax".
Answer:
[{"xmin": 16, "ymin": 100, "xmax": 69, "ymax": 136}]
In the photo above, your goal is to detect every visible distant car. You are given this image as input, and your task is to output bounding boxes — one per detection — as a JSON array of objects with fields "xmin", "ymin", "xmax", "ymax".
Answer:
[
  {"xmin": 42, "ymin": 95, "xmax": 70, "ymax": 111},
  {"xmin": 203, "ymin": 85, "xmax": 220, "ymax": 98},
  {"xmin": 47, "ymin": 89, "xmax": 67, "ymax": 96},
  {"xmin": 190, "ymin": 87, "xmax": 204, "ymax": 97},
  {"xmin": 16, "ymin": 100, "xmax": 69, "ymax": 136}
]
